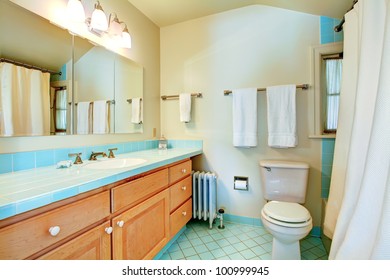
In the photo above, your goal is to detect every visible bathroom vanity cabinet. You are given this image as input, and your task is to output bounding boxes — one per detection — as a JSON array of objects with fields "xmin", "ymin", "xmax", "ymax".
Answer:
[{"xmin": 0, "ymin": 159, "xmax": 192, "ymax": 260}]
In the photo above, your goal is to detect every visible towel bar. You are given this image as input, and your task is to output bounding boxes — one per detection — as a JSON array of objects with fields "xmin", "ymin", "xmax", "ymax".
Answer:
[
  {"xmin": 161, "ymin": 93, "xmax": 203, "ymax": 100},
  {"xmin": 223, "ymin": 84, "xmax": 309, "ymax": 95},
  {"xmin": 127, "ymin": 98, "xmax": 142, "ymax": 104},
  {"xmin": 72, "ymin": 100, "xmax": 115, "ymax": 105}
]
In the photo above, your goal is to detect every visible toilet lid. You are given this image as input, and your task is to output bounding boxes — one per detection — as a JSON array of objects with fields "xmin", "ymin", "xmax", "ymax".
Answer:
[{"xmin": 263, "ymin": 201, "xmax": 311, "ymax": 223}]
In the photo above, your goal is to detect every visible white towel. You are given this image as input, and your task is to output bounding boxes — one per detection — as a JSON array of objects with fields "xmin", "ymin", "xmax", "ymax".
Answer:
[
  {"xmin": 179, "ymin": 93, "xmax": 191, "ymax": 123},
  {"xmin": 232, "ymin": 88, "xmax": 258, "ymax": 147},
  {"xmin": 266, "ymin": 85, "xmax": 297, "ymax": 148},
  {"xmin": 131, "ymin": 97, "xmax": 143, "ymax": 124},
  {"xmin": 92, "ymin": 100, "xmax": 109, "ymax": 134},
  {"xmin": 76, "ymin": 102, "xmax": 90, "ymax": 134}
]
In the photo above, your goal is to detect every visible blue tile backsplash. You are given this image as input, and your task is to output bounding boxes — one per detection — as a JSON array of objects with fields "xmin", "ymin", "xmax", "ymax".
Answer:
[{"xmin": 0, "ymin": 139, "xmax": 202, "ymax": 175}]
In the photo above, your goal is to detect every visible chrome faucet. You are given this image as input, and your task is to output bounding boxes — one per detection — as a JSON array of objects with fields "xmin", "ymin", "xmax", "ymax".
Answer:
[{"xmin": 89, "ymin": 151, "xmax": 107, "ymax": 161}]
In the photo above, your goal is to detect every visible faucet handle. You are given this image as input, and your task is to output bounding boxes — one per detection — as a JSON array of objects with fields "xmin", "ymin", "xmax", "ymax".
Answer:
[
  {"xmin": 69, "ymin": 153, "xmax": 83, "ymax": 164},
  {"xmin": 108, "ymin": 148, "xmax": 118, "ymax": 158}
]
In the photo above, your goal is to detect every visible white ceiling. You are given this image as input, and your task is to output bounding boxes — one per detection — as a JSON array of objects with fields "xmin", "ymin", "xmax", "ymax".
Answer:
[{"xmin": 127, "ymin": 0, "xmax": 353, "ymax": 27}]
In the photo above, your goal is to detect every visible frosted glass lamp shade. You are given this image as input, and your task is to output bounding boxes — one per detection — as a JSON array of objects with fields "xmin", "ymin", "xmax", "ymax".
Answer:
[
  {"xmin": 122, "ymin": 27, "xmax": 132, "ymax": 48},
  {"xmin": 67, "ymin": 0, "xmax": 85, "ymax": 22},
  {"xmin": 109, "ymin": 18, "xmax": 122, "ymax": 37},
  {"xmin": 90, "ymin": 3, "xmax": 108, "ymax": 31}
]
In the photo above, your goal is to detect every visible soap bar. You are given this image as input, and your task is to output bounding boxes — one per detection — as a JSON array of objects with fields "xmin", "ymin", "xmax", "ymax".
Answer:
[{"xmin": 56, "ymin": 160, "xmax": 73, "ymax": 169}]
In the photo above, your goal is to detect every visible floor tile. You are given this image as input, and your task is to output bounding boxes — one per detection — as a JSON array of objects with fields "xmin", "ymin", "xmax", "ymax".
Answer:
[{"xmin": 159, "ymin": 219, "xmax": 328, "ymax": 260}]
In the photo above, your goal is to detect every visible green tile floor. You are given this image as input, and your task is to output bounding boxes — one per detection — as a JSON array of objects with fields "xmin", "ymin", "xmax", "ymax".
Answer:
[{"xmin": 159, "ymin": 219, "xmax": 328, "ymax": 260}]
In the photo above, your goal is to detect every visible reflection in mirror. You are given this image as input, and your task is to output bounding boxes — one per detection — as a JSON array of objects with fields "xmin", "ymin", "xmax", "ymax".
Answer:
[
  {"xmin": 0, "ymin": 0, "xmax": 72, "ymax": 136},
  {"xmin": 114, "ymin": 55, "xmax": 143, "ymax": 134},
  {"xmin": 73, "ymin": 38, "xmax": 115, "ymax": 134},
  {"xmin": 0, "ymin": 0, "xmax": 144, "ymax": 137}
]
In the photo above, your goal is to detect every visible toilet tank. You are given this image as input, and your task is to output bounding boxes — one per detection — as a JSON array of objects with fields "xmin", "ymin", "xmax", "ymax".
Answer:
[{"xmin": 259, "ymin": 160, "xmax": 309, "ymax": 203}]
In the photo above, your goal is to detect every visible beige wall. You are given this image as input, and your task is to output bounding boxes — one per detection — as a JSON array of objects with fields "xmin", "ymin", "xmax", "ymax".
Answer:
[
  {"xmin": 0, "ymin": 0, "xmax": 160, "ymax": 152},
  {"xmin": 160, "ymin": 5, "xmax": 323, "ymax": 226}
]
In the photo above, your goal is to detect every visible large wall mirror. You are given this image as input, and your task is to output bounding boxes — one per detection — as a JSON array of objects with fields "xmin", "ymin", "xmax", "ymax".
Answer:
[{"xmin": 0, "ymin": 0, "xmax": 143, "ymax": 137}]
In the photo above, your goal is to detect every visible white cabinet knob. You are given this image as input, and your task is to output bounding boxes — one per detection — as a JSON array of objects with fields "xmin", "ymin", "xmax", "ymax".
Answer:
[
  {"xmin": 182, "ymin": 211, "xmax": 187, "ymax": 216},
  {"xmin": 105, "ymin": 227, "xmax": 113, "ymax": 234},
  {"xmin": 181, "ymin": 169, "xmax": 186, "ymax": 174},
  {"xmin": 49, "ymin": 226, "xmax": 61, "ymax": 237},
  {"xmin": 181, "ymin": 186, "xmax": 187, "ymax": 191},
  {"xmin": 117, "ymin": 220, "xmax": 125, "ymax": 228}
]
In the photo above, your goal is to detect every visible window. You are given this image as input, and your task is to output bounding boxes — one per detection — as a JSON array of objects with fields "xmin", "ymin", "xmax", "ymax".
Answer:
[
  {"xmin": 311, "ymin": 43, "xmax": 343, "ymax": 137},
  {"xmin": 322, "ymin": 56, "xmax": 343, "ymax": 133}
]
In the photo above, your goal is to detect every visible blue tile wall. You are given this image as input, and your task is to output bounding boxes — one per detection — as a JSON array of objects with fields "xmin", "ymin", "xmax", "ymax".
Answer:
[
  {"xmin": 319, "ymin": 16, "xmax": 342, "ymax": 198},
  {"xmin": 320, "ymin": 16, "xmax": 344, "ymax": 44},
  {"xmin": 321, "ymin": 139, "xmax": 335, "ymax": 198},
  {"xmin": 0, "ymin": 139, "xmax": 202, "ymax": 175},
  {"xmin": 167, "ymin": 139, "xmax": 203, "ymax": 149}
]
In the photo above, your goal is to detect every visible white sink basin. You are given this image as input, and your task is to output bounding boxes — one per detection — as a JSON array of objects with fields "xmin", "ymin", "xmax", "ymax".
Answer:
[{"xmin": 84, "ymin": 158, "xmax": 147, "ymax": 170}]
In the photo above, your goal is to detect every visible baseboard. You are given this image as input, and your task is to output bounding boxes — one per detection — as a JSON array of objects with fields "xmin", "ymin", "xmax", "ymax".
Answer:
[
  {"xmin": 153, "ymin": 226, "xmax": 187, "ymax": 260},
  {"xmin": 224, "ymin": 213, "xmax": 321, "ymax": 237}
]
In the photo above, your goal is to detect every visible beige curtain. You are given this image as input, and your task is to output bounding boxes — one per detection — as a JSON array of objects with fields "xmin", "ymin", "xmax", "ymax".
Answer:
[{"xmin": 0, "ymin": 62, "xmax": 50, "ymax": 136}]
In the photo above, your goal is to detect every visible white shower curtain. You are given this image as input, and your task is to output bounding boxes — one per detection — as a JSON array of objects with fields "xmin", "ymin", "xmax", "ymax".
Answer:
[
  {"xmin": 325, "ymin": 0, "xmax": 390, "ymax": 259},
  {"xmin": 0, "ymin": 62, "xmax": 50, "ymax": 136}
]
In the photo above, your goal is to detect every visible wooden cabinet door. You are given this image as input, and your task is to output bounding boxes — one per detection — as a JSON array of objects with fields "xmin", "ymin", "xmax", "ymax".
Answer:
[
  {"xmin": 112, "ymin": 189, "xmax": 170, "ymax": 260},
  {"xmin": 38, "ymin": 221, "xmax": 111, "ymax": 260}
]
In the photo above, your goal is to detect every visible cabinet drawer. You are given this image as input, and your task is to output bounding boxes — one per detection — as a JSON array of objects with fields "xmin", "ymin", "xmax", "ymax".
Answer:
[
  {"xmin": 112, "ymin": 168, "xmax": 168, "ymax": 213},
  {"xmin": 0, "ymin": 191, "xmax": 110, "ymax": 260},
  {"xmin": 170, "ymin": 198, "xmax": 192, "ymax": 237},
  {"xmin": 170, "ymin": 176, "xmax": 192, "ymax": 212},
  {"xmin": 169, "ymin": 160, "xmax": 191, "ymax": 184},
  {"xmin": 38, "ymin": 221, "xmax": 111, "ymax": 260}
]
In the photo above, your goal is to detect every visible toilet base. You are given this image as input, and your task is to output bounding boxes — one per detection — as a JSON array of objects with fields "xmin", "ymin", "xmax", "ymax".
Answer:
[{"xmin": 272, "ymin": 238, "xmax": 301, "ymax": 260}]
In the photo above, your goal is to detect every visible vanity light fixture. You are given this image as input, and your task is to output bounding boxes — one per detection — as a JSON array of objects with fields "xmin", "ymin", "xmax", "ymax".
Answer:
[
  {"xmin": 90, "ymin": 1, "xmax": 108, "ymax": 31},
  {"xmin": 67, "ymin": 0, "xmax": 131, "ymax": 48},
  {"xmin": 66, "ymin": 0, "xmax": 85, "ymax": 22},
  {"xmin": 107, "ymin": 13, "xmax": 132, "ymax": 49}
]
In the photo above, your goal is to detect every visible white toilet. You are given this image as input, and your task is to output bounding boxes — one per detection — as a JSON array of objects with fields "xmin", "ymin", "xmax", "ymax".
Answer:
[{"xmin": 259, "ymin": 160, "xmax": 312, "ymax": 260}]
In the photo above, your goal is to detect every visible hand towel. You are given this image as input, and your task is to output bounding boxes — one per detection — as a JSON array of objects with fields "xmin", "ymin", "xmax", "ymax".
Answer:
[
  {"xmin": 179, "ymin": 93, "xmax": 191, "ymax": 123},
  {"xmin": 232, "ymin": 88, "xmax": 258, "ymax": 147},
  {"xmin": 266, "ymin": 85, "xmax": 297, "ymax": 148},
  {"xmin": 131, "ymin": 97, "xmax": 143, "ymax": 124},
  {"xmin": 92, "ymin": 100, "xmax": 109, "ymax": 134},
  {"xmin": 76, "ymin": 101, "xmax": 90, "ymax": 134}
]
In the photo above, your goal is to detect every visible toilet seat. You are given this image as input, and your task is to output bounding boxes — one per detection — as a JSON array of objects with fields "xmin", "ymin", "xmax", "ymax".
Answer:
[{"xmin": 262, "ymin": 201, "xmax": 311, "ymax": 228}]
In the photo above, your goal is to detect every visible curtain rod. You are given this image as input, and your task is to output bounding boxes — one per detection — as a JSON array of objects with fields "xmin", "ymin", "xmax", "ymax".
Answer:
[
  {"xmin": 161, "ymin": 93, "xmax": 203, "ymax": 100},
  {"xmin": 223, "ymin": 84, "xmax": 309, "ymax": 95},
  {"xmin": 334, "ymin": 0, "xmax": 358, "ymax": 32},
  {"xmin": 0, "ymin": 57, "xmax": 62, "ymax": 76}
]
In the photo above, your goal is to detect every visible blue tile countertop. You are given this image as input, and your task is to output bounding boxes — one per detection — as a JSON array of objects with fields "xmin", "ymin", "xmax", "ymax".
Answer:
[{"xmin": 0, "ymin": 147, "xmax": 202, "ymax": 220}]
